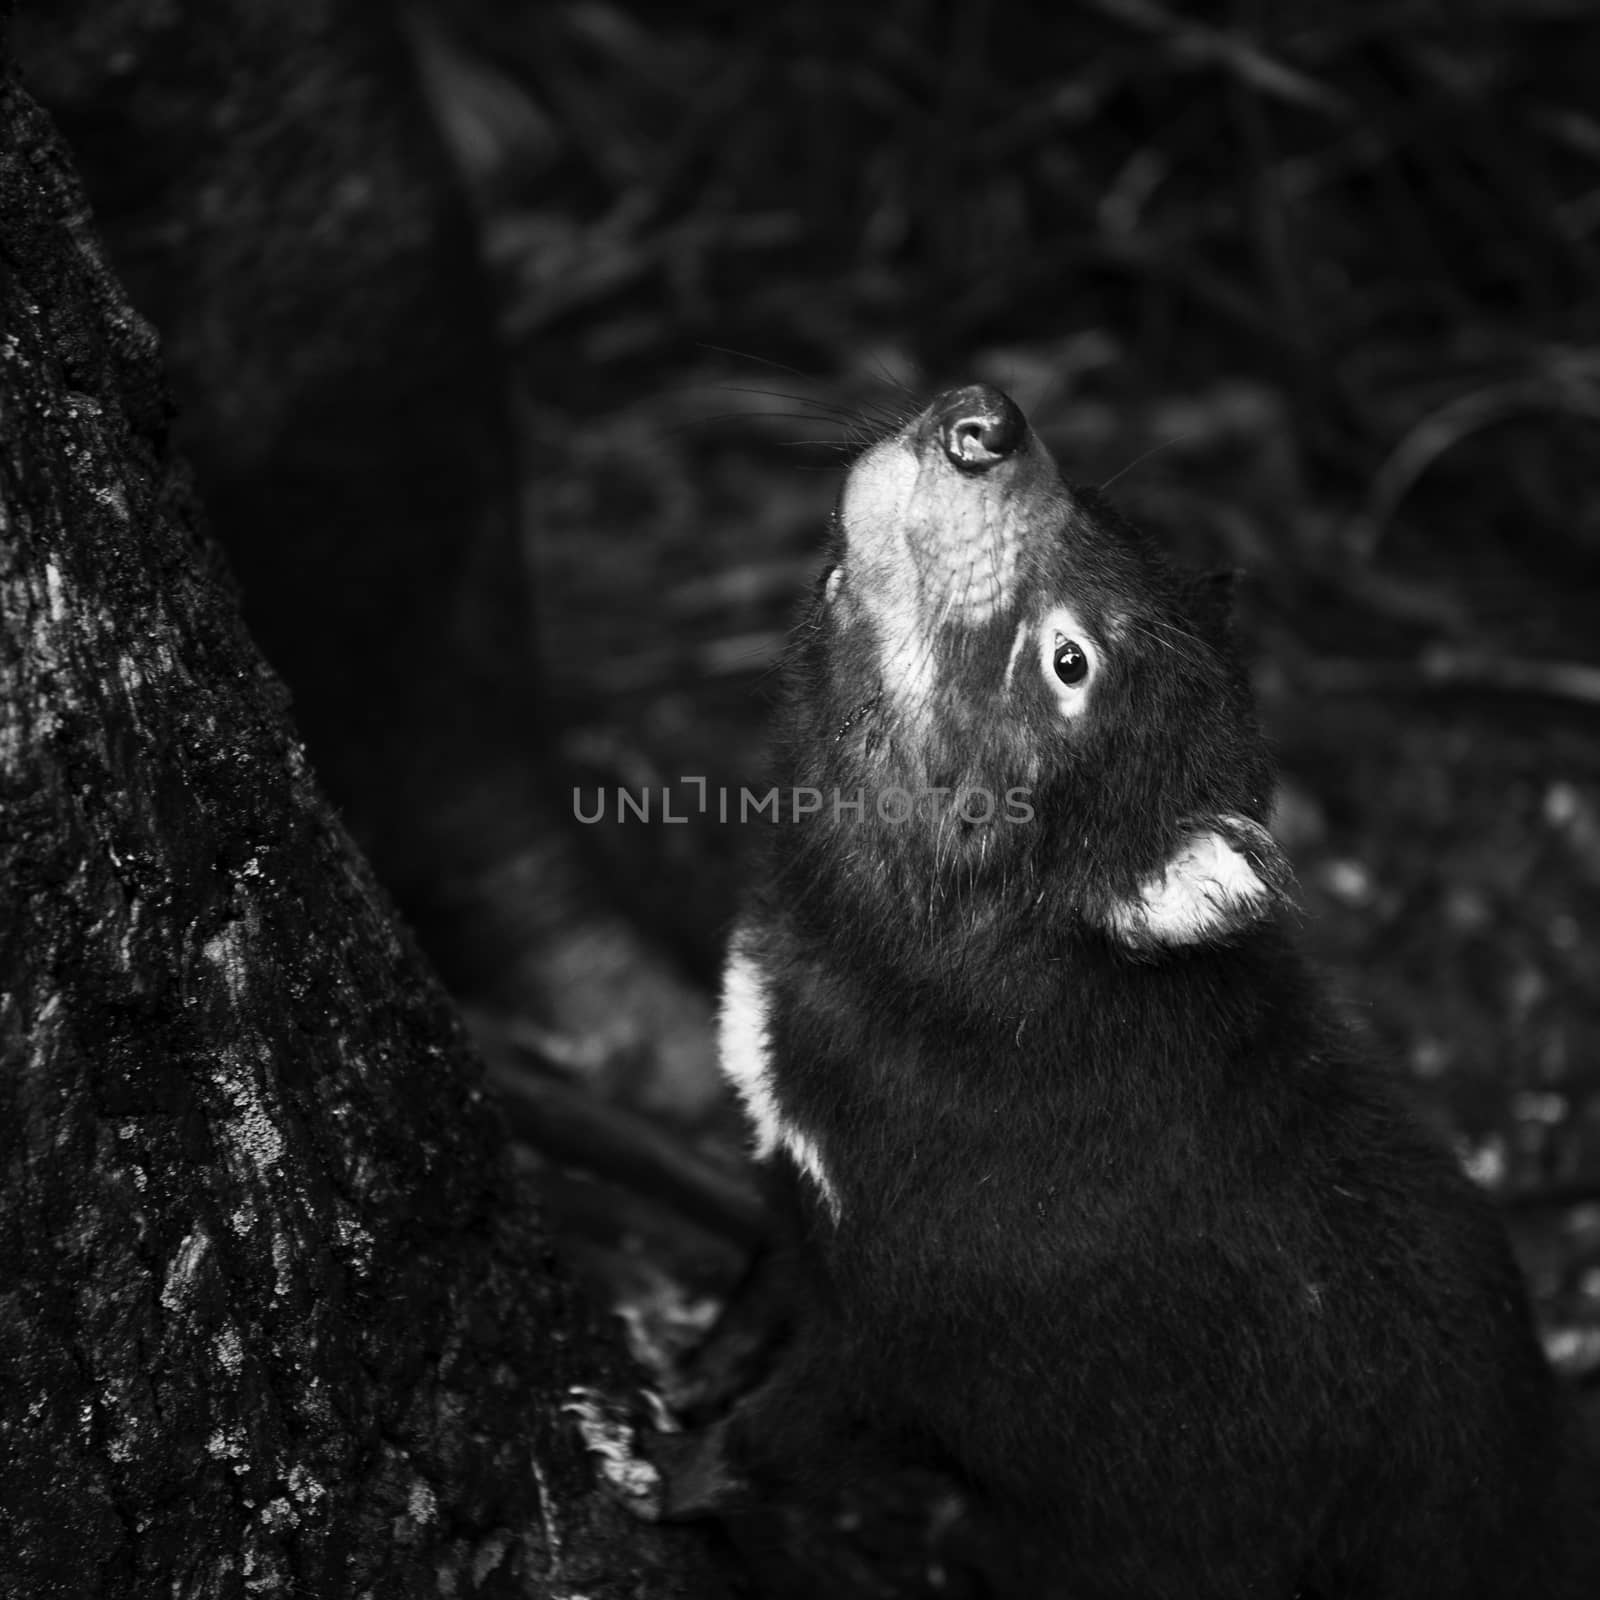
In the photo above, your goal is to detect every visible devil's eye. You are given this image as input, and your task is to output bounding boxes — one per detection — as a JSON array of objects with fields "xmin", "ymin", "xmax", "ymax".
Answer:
[
  {"xmin": 1053, "ymin": 637, "xmax": 1089, "ymax": 685},
  {"xmin": 1035, "ymin": 607, "xmax": 1097, "ymax": 717}
]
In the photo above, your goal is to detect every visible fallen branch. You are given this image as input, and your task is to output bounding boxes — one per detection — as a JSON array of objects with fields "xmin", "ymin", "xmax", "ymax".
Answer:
[{"xmin": 1302, "ymin": 646, "xmax": 1600, "ymax": 707}]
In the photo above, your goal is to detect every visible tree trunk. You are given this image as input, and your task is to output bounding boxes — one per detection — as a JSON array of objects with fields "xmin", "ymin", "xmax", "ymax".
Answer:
[
  {"xmin": 0, "ymin": 48, "xmax": 726, "ymax": 1600},
  {"xmin": 14, "ymin": 0, "xmax": 719, "ymax": 1116}
]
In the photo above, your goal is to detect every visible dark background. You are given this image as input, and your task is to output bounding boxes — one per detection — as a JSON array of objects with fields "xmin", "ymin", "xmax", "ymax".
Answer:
[{"xmin": 404, "ymin": 0, "xmax": 1600, "ymax": 1374}]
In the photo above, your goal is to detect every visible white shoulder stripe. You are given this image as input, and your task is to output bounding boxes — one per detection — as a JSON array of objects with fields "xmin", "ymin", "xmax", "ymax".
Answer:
[
  {"xmin": 716, "ymin": 942, "xmax": 781, "ymax": 1160},
  {"xmin": 717, "ymin": 940, "xmax": 842, "ymax": 1221}
]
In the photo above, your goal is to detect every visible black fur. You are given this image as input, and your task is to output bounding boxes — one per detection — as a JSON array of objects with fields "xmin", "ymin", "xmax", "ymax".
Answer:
[{"xmin": 714, "ymin": 389, "xmax": 1596, "ymax": 1597}]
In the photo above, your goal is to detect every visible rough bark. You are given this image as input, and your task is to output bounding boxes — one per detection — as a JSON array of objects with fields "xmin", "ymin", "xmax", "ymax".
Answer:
[
  {"xmin": 0, "ymin": 52, "xmax": 727, "ymax": 1600},
  {"xmin": 14, "ymin": 0, "xmax": 718, "ymax": 1115}
]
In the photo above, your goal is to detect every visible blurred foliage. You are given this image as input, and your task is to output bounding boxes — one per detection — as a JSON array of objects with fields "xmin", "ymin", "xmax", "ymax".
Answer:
[
  {"xmin": 426, "ymin": 0, "xmax": 1600, "ymax": 450},
  {"xmin": 414, "ymin": 0, "xmax": 1600, "ymax": 1370}
]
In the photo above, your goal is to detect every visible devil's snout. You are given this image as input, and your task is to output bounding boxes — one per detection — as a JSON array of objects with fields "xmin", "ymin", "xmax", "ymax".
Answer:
[{"xmin": 922, "ymin": 384, "xmax": 1027, "ymax": 473}]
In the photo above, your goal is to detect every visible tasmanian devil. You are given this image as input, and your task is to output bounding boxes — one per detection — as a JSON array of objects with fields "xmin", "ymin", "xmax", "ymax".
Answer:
[{"xmin": 679, "ymin": 383, "xmax": 1597, "ymax": 1598}]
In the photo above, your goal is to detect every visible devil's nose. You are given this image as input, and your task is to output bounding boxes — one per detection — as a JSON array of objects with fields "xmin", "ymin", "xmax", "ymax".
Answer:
[{"xmin": 926, "ymin": 384, "xmax": 1027, "ymax": 472}]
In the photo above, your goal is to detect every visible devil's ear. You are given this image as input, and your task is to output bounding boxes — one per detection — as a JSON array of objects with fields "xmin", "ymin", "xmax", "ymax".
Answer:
[
  {"xmin": 1103, "ymin": 814, "xmax": 1291, "ymax": 951},
  {"xmin": 1185, "ymin": 568, "xmax": 1241, "ymax": 643}
]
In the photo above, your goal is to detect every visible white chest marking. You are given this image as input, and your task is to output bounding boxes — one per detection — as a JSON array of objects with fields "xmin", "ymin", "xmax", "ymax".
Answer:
[
  {"xmin": 1106, "ymin": 820, "xmax": 1276, "ymax": 948},
  {"xmin": 717, "ymin": 941, "xmax": 842, "ymax": 1221}
]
